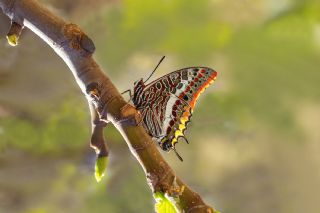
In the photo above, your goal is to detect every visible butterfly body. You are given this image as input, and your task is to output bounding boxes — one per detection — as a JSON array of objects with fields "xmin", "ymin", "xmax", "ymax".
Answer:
[{"xmin": 132, "ymin": 67, "xmax": 217, "ymax": 156}]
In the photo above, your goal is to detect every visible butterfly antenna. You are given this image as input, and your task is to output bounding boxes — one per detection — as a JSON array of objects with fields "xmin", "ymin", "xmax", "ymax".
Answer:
[
  {"xmin": 173, "ymin": 148, "xmax": 183, "ymax": 162},
  {"xmin": 144, "ymin": 56, "xmax": 165, "ymax": 83}
]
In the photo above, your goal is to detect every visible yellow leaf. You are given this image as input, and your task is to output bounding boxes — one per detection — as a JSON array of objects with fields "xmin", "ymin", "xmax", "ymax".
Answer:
[
  {"xmin": 154, "ymin": 192, "xmax": 177, "ymax": 213},
  {"xmin": 6, "ymin": 34, "xmax": 18, "ymax": 46},
  {"xmin": 95, "ymin": 156, "xmax": 107, "ymax": 182}
]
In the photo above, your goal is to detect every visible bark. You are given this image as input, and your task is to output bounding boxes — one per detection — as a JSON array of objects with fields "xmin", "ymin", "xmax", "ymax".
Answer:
[{"xmin": 0, "ymin": 0, "xmax": 217, "ymax": 212}]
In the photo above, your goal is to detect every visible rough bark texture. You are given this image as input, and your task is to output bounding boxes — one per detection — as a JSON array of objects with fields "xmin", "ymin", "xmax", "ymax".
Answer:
[{"xmin": 0, "ymin": 0, "xmax": 216, "ymax": 212}]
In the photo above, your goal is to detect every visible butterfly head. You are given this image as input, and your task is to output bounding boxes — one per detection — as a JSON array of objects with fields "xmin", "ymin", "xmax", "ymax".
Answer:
[
  {"xmin": 159, "ymin": 137, "xmax": 173, "ymax": 151},
  {"xmin": 133, "ymin": 78, "xmax": 144, "ymax": 87}
]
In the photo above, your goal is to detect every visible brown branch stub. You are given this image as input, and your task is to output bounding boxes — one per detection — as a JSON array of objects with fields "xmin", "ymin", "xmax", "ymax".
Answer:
[
  {"xmin": 86, "ymin": 81, "xmax": 109, "ymax": 122},
  {"xmin": 6, "ymin": 21, "xmax": 24, "ymax": 46},
  {"xmin": 89, "ymin": 101, "xmax": 108, "ymax": 157},
  {"xmin": 90, "ymin": 123, "xmax": 109, "ymax": 157},
  {"xmin": 62, "ymin": 23, "xmax": 95, "ymax": 54}
]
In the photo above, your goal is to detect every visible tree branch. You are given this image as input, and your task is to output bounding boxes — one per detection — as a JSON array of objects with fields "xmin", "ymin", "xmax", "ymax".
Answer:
[{"xmin": 0, "ymin": 0, "xmax": 217, "ymax": 212}]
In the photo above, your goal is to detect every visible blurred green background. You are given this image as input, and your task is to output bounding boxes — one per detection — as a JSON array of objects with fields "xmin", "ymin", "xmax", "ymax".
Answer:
[{"xmin": 1, "ymin": 0, "xmax": 320, "ymax": 212}]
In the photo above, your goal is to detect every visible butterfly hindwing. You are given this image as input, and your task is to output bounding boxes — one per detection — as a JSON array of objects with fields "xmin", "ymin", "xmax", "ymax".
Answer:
[{"xmin": 132, "ymin": 67, "xmax": 217, "ymax": 152}]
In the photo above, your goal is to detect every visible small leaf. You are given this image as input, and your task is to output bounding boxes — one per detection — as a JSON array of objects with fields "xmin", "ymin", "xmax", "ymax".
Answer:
[
  {"xmin": 6, "ymin": 34, "xmax": 18, "ymax": 46},
  {"xmin": 94, "ymin": 156, "xmax": 107, "ymax": 182},
  {"xmin": 154, "ymin": 192, "xmax": 177, "ymax": 213}
]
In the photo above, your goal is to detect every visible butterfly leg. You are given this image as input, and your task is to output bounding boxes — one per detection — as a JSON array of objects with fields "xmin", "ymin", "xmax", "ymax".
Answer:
[
  {"xmin": 173, "ymin": 147, "xmax": 183, "ymax": 162},
  {"xmin": 121, "ymin": 89, "xmax": 132, "ymax": 97},
  {"xmin": 121, "ymin": 89, "xmax": 133, "ymax": 103}
]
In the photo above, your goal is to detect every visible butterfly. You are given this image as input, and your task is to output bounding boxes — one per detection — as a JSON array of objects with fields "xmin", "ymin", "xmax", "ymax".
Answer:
[{"xmin": 123, "ymin": 57, "xmax": 217, "ymax": 161}]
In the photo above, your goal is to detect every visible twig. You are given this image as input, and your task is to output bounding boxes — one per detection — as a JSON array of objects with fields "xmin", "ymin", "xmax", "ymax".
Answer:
[{"xmin": 0, "ymin": 0, "xmax": 217, "ymax": 212}]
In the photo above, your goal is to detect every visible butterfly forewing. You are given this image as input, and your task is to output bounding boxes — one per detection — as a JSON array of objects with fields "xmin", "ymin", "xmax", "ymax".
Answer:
[{"xmin": 133, "ymin": 67, "xmax": 217, "ymax": 152}]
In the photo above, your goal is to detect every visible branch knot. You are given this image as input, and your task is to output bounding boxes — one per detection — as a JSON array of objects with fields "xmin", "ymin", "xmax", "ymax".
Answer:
[{"xmin": 62, "ymin": 23, "xmax": 95, "ymax": 55}]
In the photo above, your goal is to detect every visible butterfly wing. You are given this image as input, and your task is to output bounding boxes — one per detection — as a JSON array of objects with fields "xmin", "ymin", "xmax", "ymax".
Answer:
[{"xmin": 136, "ymin": 67, "xmax": 217, "ymax": 152}]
